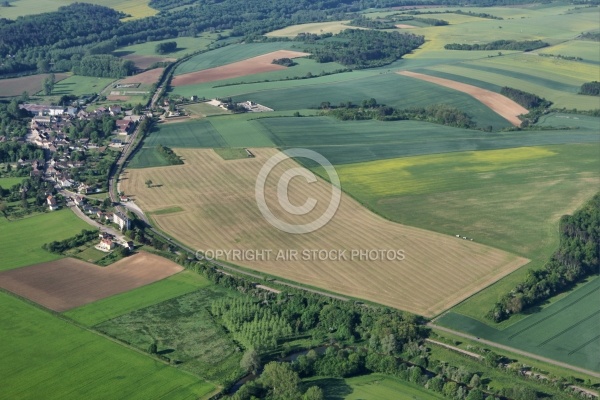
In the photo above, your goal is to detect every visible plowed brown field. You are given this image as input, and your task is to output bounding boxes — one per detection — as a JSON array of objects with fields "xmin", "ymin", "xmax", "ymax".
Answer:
[
  {"xmin": 122, "ymin": 149, "xmax": 528, "ymax": 317},
  {"xmin": 0, "ymin": 252, "xmax": 182, "ymax": 312},
  {"xmin": 398, "ymin": 70, "xmax": 529, "ymax": 126},
  {"xmin": 171, "ymin": 50, "xmax": 310, "ymax": 86}
]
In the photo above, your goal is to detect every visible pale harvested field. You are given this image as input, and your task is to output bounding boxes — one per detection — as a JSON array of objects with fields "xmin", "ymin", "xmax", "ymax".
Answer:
[
  {"xmin": 118, "ymin": 68, "xmax": 165, "ymax": 85},
  {"xmin": 395, "ymin": 24, "xmax": 417, "ymax": 28},
  {"xmin": 266, "ymin": 21, "xmax": 362, "ymax": 37},
  {"xmin": 0, "ymin": 252, "xmax": 182, "ymax": 312},
  {"xmin": 122, "ymin": 54, "xmax": 175, "ymax": 69},
  {"xmin": 398, "ymin": 71, "xmax": 529, "ymax": 126},
  {"xmin": 171, "ymin": 50, "xmax": 310, "ymax": 86},
  {"xmin": 122, "ymin": 149, "xmax": 528, "ymax": 316}
]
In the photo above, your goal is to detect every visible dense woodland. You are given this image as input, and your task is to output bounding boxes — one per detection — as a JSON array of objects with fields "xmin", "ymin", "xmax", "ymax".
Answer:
[
  {"xmin": 500, "ymin": 87, "xmax": 552, "ymax": 109},
  {"xmin": 444, "ymin": 40, "xmax": 549, "ymax": 51},
  {"xmin": 579, "ymin": 81, "xmax": 600, "ymax": 96},
  {"xmin": 0, "ymin": 100, "xmax": 30, "ymax": 138},
  {"xmin": 155, "ymin": 41, "xmax": 178, "ymax": 54},
  {"xmin": 488, "ymin": 193, "xmax": 600, "ymax": 322},
  {"xmin": 309, "ymin": 30, "xmax": 424, "ymax": 68},
  {"xmin": 0, "ymin": 0, "xmax": 542, "ymax": 77}
]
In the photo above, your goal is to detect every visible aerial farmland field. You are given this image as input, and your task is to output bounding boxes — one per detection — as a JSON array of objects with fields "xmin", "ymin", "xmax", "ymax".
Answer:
[
  {"xmin": 0, "ymin": 73, "xmax": 69, "ymax": 98},
  {"xmin": 436, "ymin": 277, "xmax": 600, "ymax": 372},
  {"xmin": 0, "ymin": 0, "xmax": 157, "ymax": 20},
  {"xmin": 122, "ymin": 148, "xmax": 527, "ymax": 317},
  {"xmin": 0, "ymin": 292, "xmax": 215, "ymax": 400}
]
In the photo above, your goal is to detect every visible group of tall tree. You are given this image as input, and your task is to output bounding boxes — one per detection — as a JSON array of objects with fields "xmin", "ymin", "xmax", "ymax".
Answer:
[
  {"xmin": 488, "ymin": 193, "xmax": 600, "ymax": 322},
  {"xmin": 445, "ymin": 39, "xmax": 549, "ymax": 51}
]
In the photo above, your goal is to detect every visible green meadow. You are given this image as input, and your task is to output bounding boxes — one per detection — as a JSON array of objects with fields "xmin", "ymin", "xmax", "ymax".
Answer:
[
  {"xmin": 306, "ymin": 374, "xmax": 444, "ymax": 400},
  {"xmin": 49, "ymin": 75, "xmax": 117, "ymax": 97},
  {"xmin": 0, "ymin": 210, "xmax": 90, "ymax": 271},
  {"xmin": 437, "ymin": 277, "xmax": 600, "ymax": 372},
  {"xmin": 116, "ymin": 34, "xmax": 217, "ymax": 58},
  {"xmin": 0, "ymin": 292, "xmax": 215, "ymax": 399},
  {"xmin": 0, "ymin": 0, "xmax": 157, "ymax": 20},
  {"xmin": 0, "ymin": 177, "xmax": 24, "ymax": 188},
  {"xmin": 64, "ymin": 270, "xmax": 210, "ymax": 326}
]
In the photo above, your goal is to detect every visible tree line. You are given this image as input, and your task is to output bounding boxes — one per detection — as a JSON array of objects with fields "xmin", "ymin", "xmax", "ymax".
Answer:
[
  {"xmin": 42, "ymin": 229, "xmax": 99, "ymax": 254},
  {"xmin": 488, "ymin": 193, "xmax": 600, "ymax": 322},
  {"xmin": 445, "ymin": 40, "xmax": 549, "ymax": 51},
  {"xmin": 500, "ymin": 87, "xmax": 552, "ymax": 109},
  {"xmin": 156, "ymin": 144, "xmax": 183, "ymax": 165},
  {"xmin": 322, "ymin": 99, "xmax": 476, "ymax": 129},
  {"xmin": 579, "ymin": 81, "xmax": 600, "ymax": 96}
]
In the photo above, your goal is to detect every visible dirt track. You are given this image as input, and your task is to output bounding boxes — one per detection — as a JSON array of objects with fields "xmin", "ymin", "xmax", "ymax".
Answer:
[
  {"xmin": 172, "ymin": 50, "xmax": 310, "ymax": 86},
  {"xmin": 398, "ymin": 70, "xmax": 528, "ymax": 126},
  {"xmin": 0, "ymin": 252, "xmax": 182, "ymax": 312}
]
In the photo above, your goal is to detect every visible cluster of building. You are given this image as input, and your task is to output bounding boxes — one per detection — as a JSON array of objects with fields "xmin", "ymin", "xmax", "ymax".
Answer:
[
  {"xmin": 97, "ymin": 232, "xmax": 134, "ymax": 253},
  {"xmin": 69, "ymin": 195, "xmax": 130, "ymax": 231}
]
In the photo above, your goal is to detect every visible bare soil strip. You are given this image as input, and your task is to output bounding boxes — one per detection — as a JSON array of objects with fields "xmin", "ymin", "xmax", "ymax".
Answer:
[
  {"xmin": 0, "ymin": 252, "xmax": 183, "ymax": 312},
  {"xmin": 119, "ymin": 68, "xmax": 165, "ymax": 85},
  {"xmin": 171, "ymin": 50, "xmax": 310, "ymax": 86},
  {"xmin": 397, "ymin": 70, "xmax": 528, "ymax": 126},
  {"xmin": 395, "ymin": 24, "xmax": 417, "ymax": 28},
  {"xmin": 123, "ymin": 148, "xmax": 528, "ymax": 317}
]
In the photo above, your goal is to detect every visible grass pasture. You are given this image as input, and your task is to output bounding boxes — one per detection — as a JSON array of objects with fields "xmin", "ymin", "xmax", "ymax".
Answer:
[
  {"xmin": 64, "ymin": 270, "xmax": 209, "ymax": 326},
  {"xmin": 0, "ymin": 73, "xmax": 68, "ymax": 98},
  {"xmin": 306, "ymin": 374, "xmax": 443, "ymax": 400},
  {"xmin": 539, "ymin": 40, "xmax": 600, "ymax": 64},
  {"xmin": 122, "ymin": 148, "xmax": 527, "ymax": 317},
  {"xmin": 115, "ymin": 35, "xmax": 217, "ymax": 59},
  {"xmin": 182, "ymin": 102, "xmax": 231, "ymax": 117},
  {"xmin": 437, "ymin": 277, "xmax": 600, "ymax": 372},
  {"xmin": 0, "ymin": 210, "xmax": 90, "ymax": 271},
  {"xmin": 0, "ymin": 177, "xmax": 24, "ymax": 188},
  {"xmin": 175, "ymin": 42, "xmax": 302, "ymax": 75},
  {"xmin": 96, "ymin": 286, "xmax": 243, "ymax": 382},
  {"xmin": 0, "ymin": 292, "xmax": 215, "ymax": 399},
  {"xmin": 0, "ymin": 0, "xmax": 157, "ymax": 20},
  {"xmin": 50, "ymin": 75, "xmax": 116, "ymax": 97}
]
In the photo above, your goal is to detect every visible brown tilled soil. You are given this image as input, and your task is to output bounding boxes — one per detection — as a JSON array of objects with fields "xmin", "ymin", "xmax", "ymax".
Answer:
[
  {"xmin": 0, "ymin": 73, "xmax": 69, "ymax": 97},
  {"xmin": 0, "ymin": 252, "xmax": 183, "ymax": 312},
  {"xmin": 171, "ymin": 50, "xmax": 310, "ymax": 86},
  {"xmin": 397, "ymin": 70, "xmax": 528, "ymax": 126}
]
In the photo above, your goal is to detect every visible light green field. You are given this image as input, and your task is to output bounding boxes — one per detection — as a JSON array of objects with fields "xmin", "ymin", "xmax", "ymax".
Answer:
[
  {"xmin": 64, "ymin": 270, "xmax": 210, "ymax": 326},
  {"xmin": 334, "ymin": 144, "xmax": 600, "ymax": 259},
  {"xmin": 0, "ymin": 0, "xmax": 157, "ymax": 20},
  {"xmin": 0, "ymin": 210, "xmax": 90, "ymax": 271},
  {"xmin": 0, "ymin": 292, "xmax": 215, "ymax": 399},
  {"xmin": 174, "ymin": 42, "xmax": 302, "ymax": 75},
  {"xmin": 149, "ymin": 206, "xmax": 184, "ymax": 215},
  {"xmin": 539, "ymin": 40, "xmax": 600, "ymax": 63},
  {"xmin": 266, "ymin": 21, "xmax": 362, "ymax": 37},
  {"xmin": 74, "ymin": 246, "xmax": 107, "ymax": 263},
  {"xmin": 307, "ymin": 374, "xmax": 443, "ymax": 400},
  {"xmin": 116, "ymin": 35, "xmax": 217, "ymax": 59},
  {"xmin": 438, "ymin": 277, "xmax": 600, "ymax": 372},
  {"xmin": 0, "ymin": 177, "xmax": 24, "ymax": 188},
  {"xmin": 49, "ymin": 75, "xmax": 116, "ymax": 97},
  {"xmin": 127, "ymin": 146, "xmax": 171, "ymax": 169},
  {"xmin": 213, "ymin": 147, "xmax": 251, "ymax": 160},
  {"xmin": 182, "ymin": 102, "xmax": 231, "ymax": 117}
]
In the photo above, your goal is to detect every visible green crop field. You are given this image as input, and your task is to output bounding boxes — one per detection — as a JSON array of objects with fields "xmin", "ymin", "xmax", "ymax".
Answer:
[
  {"xmin": 333, "ymin": 144, "xmax": 600, "ymax": 258},
  {"xmin": 0, "ymin": 292, "xmax": 214, "ymax": 399},
  {"xmin": 539, "ymin": 40, "xmax": 600, "ymax": 64},
  {"xmin": 306, "ymin": 374, "xmax": 444, "ymax": 400},
  {"xmin": 182, "ymin": 102, "xmax": 231, "ymax": 117},
  {"xmin": 0, "ymin": 210, "xmax": 90, "ymax": 271},
  {"xmin": 49, "ymin": 75, "xmax": 116, "ymax": 97},
  {"xmin": 258, "ymin": 116, "xmax": 600, "ymax": 165},
  {"xmin": 213, "ymin": 147, "xmax": 251, "ymax": 160},
  {"xmin": 64, "ymin": 270, "xmax": 210, "ymax": 326},
  {"xmin": 196, "ymin": 73, "xmax": 513, "ymax": 130},
  {"xmin": 128, "ymin": 146, "xmax": 172, "ymax": 169},
  {"xmin": 74, "ymin": 246, "xmax": 108, "ymax": 263},
  {"xmin": 115, "ymin": 34, "xmax": 217, "ymax": 59},
  {"xmin": 96, "ymin": 286, "xmax": 243, "ymax": 382},
  {"xmin": 175, "ymin": 42, "xmax": 301, "ymax": 75},
  {"xmin": 437, "ymin": 277, "xmax": 600, "ymax": 372},
  {"xmin": 0, "ymin": 0, "xmax": 157, "ymax": 20}
]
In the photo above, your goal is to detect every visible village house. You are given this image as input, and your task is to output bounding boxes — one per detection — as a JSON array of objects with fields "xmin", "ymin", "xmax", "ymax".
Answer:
[
  {"xmin": 116, "ymin": 119, "xmax": 134, "ymax": 135},
  {"xmin": 109, "ymin": 105, "xmax": 122, "ymax": 116},
  {"xmin": 73, "ymin": 195, "xmax": 86, "ymax": 206},
  {"xmin": 113, "ymin": 211, "xmax": 130, "ymax": 230},
  {"xmin": 46, "ymin": 195, "xmax": 58, "ymax": 211},
  {"xmin": 97, "ymin": 238, "xmax": 116, "ymax": 252}
]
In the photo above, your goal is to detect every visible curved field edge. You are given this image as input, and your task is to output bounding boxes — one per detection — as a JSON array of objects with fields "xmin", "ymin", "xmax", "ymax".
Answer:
[
  {"xmin": 0, "ymin": 291, "xmax": 215, "ymax": 399},
  {"xmin": 122, "ymin": 148, "xmax": 528, "ymax": 317}
]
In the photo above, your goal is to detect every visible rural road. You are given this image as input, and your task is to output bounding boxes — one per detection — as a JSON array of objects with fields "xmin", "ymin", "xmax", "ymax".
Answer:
[
  {"xmin": 428, "ymin": 323, "xmax": 600, "ymax": 379},
  {"xmin": 66, "ymin": 203, "xmax": 124, "ymax": 241}
]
